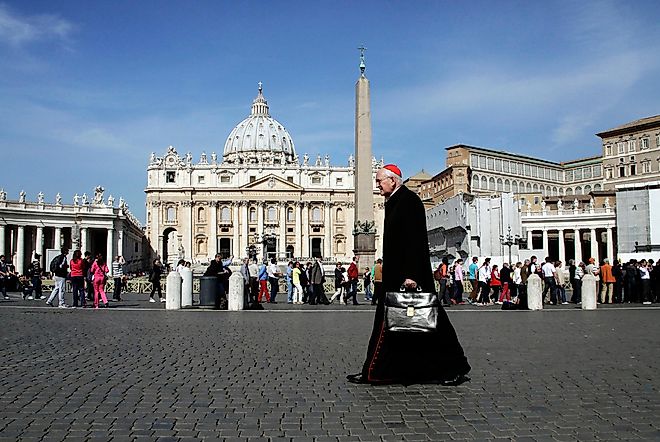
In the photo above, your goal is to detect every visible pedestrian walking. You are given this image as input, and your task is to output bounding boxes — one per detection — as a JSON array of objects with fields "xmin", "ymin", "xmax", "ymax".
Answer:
[
  {"xmin": 148, "ymin": 258, "xmax": 164, "ymax": 303},
  {"xmin": 90, "ymin": 255, "xmax": 110, "ymax": 309},
  {"xmin": 112, "ymin": 255, "xmax": 125, "ymax": 301},
  {"xmin": 69, "ymin": 250, "xmax": 86, "ymax": 308},
  {"xmin": 46, "ymin": 247, "xmax": 69, "ymax": 308}
]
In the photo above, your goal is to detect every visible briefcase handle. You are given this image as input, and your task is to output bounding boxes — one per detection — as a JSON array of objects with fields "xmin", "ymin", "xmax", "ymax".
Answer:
[{"xmin": 399, "ymin": 286, "xmax": 423, "ymax": 292}]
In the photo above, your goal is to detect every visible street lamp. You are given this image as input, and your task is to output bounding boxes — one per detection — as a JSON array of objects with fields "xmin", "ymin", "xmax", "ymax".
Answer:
[{"xmin": 500, "ymin": 225, "xmax": 521, "ymax": 264}]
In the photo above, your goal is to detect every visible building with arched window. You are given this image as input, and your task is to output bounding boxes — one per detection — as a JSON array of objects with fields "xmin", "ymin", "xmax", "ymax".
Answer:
[{"xmin": 145, "ymin": 85, "xmax": 385, "ymax": 265}]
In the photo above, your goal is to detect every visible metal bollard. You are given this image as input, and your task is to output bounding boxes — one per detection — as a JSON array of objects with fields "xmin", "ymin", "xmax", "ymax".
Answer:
[
  {"xmin": 228, "ymin": 273, "xmax": 244, "ymax": 311},
  {"xmin": 581, "ymin": 274, "xmax": 597, "ymax": 310},
  {"xmin": 180, "ymin": 267, "xmax": 193, "ymax": 308},
  {"xmin": 527, "ymin": 274, "xmax": 543, "ymax": 310},
  {"xmin": 166, "ymin": 271, "xmax": 182, "ymax": 310}
]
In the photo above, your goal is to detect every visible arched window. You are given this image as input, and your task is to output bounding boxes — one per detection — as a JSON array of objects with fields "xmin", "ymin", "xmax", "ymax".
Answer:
[
  {"xmin": 196, "ymin": 238, "xmax": 207, "ymax": 255},
  {"xmin": 584, "ymin": 185, "xmax": 591, "ymax": 194},
  {"xmin": 336, "ymin": 207, "xmax": 344, "ymax": 222},
  {"xmin": 526, "ymin": 182, "xmax": 532, "ymax": 193},
  {"xmin": 481, "ymin": 176, "xmax": 487, "ymax": 190},
  {"xmin": 336, "ymin": 239, "xmax": 345, "ymax": 255},
  {"xmin": 267, "ymin": 206, "xmax": 277, "ymax": 221},
  {"xmin": 497, "ymin": 178, "xmax": 503, "ymax": 192},
  {"xmin": 287, "ymin": 207, "xmax": 295, "ymax": 222},
  {"xmin": 512, "ymin": 181, "xmax": 519, "ymax": 193},
  {"xmin": 504, "ymin": 179, "xmax": 511, "ymax": 192},
  {"xmin": 221, "ymin": 206, "xmax": 231, "ymax": 222},
  {"xmin": 575, "ymin": 186, "xmax": 582, "ymax": 195},
  {"xmin": 489, "ymin": 177, "xmax": 496, "ymax": 190},
  {"xmin": 552, "ymin": 186, "xmax": 558, "ymax": 196},
  {"xmin": 249, "ymin": 207, "xmax": 256, "ymax": 222},
  {"xmin": 312, "ymin": 207, "xmax": 321, "ymax": 222},
  {"xmin": 540, "ymin": 185, "xmax": 546, "ymax": 196},
  {"xmin": 533, "ymin": 184, "xmax": 539, "ymax": 193},
  {"xmin": 197, "ymin": 207, "xmax": 206, "ymax": 223},
  {"xmin": 472, "ymin": 174, "xmax": 480, "ymax": 190},
  {"xmin": 566, "ymin": 188, "xmax": 573, "ymax": 196},
  {"xmin": 594, "ymin": 184, "xmax": 602, "ymax": 191},
  {"xmin": 166, "ymin": 206, "xmax": 176, "ymax": 222}
]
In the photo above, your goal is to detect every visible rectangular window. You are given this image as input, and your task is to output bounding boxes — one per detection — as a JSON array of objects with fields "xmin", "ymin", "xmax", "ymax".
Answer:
[
  {"xmin": 495, "ymin": 159, "xmax": 502, "ymax": 172},
  {"xmin": 630, "ymin": 164, "xmax": 636, "ymax": 176},
  {"xmin": 510, "ymin": 162, "xmax": 517, "ymax": 174},
  {"xmin": 197, "ymin": 175, "xmax": 205, "ymax": 184},
  {"xmin": 249, "ymin": 176, "xmax": 256, "ymax": 183},
  {"xmin": 605, "ymin": 145, "xmax": 612, "ymax": 156},
  {"xmin": 287, "ymin": 176, "xmax": 294, "ymax": 183},
  {"xmin": 617, "ymin": 142, "xmax": 624, "ymax": 154},
  {"xmin": 531, "ymin": 166, "xmax": 538, "ymax": 178},
  {"xmin": 502, "ymin": 161, "xmax": 510, "ymax": 173},
  {"xmin": 628, "ymin": 140, "xmax": 635, "ymax": 152},
  {"xmin": 311, "ymin": 176, "xmax": 321, "ymax": 184},
  {"xmin": 220, "ymin": 175, "xmax": 231, "ymax": 183},
  {"xmin": 656, "ymin": 135, "xmax": 660, "ymax": 148},
  {"xmin": 605, "ymin": 168, "xmax": 612, "ymax": 179},
  {"xmin": 166, "ymin": 171, "xmax": 176, "ymax": 183},
  {"xmin": 335, "ymin": 177, "xmax": 343, "ymax": 185},
  {"xmin": 584, "ymin": 167, "xmax": 592, "ymax": 179},
  {"xmin": 479, "ymin": 155, "xmax": 487, "ymax": 169},
  {"xmin": 641, "ymin": 138, "xmax": 649, "ymax": 149},
  {"xmin": 566, "ymin": 170, "xmax": 574, "ymax": 182},
  {"xmin": 593, "ymin": 165, "xmax": 602, "ymax": 177},
  {"xmin": 470, "ymin": 154, "xmax": 479, "ymax": 167},
  {"xmin": 524, "ymin": 164, "xmax": 531, "ymax": 176},
  {"xmin": 643, "ymin": 162, "xmax": 651, "ymax": 173},
  {"xmin": 487, "ymin": 157, "xmax": 494, "ymax": 170},
  {"xmin": 619, "ymin": 166, "xmax": 626, "ymax": 177},
  {"xmin": 574, "ymin": 168, "xmax": 583, "ymax": 180}
]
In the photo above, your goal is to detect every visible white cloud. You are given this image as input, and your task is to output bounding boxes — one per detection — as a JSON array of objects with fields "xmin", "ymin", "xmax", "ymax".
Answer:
[{"xmin": 0, "ymin": 3, "xmax": 73, "ymax": 47}]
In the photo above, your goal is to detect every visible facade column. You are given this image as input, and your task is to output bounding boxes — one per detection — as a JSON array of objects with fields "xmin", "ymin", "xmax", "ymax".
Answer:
[
  {"xmin": 558, "ymin": 229, "xmax": 565, "ymax": 263},
  {"xmin": 574, "ymin": 229, "xmax": 582, "ymax": 264},
  {"xmin": 527, "ymin": 229, "xmax": 533, "ymax": 250},
  {"xmin": 295, "ymin": 203, "xmax": 302, "ymax": 259},
  {"xmin": 257, "ymin": 202, "xmax": 264, "ymax": 240},
  {"xmin": 54, "ymin": 227, "xmax": 62, "ymax": 249},
  {"xmin": 35, "ymin": 226, "xmax": 43, "ymax": 262},
  {"xmin": 542, "ymin": 229, "xmax": 549, "ymax": 257},
  {"xmin": 606, "ymin": 227, "xmax": 614, "ymax": 262},
  {"xmin": 0, "ymin": 225, "xmax": 4, "ymax": 256},
  {"xmin": 324, "ymin": 202, "xmax": 332, "ymax": 258},
  {"xmin": 301, "ymin": 203, "xmax": 309, "ymax": 258},
  {"xmin": 232, "ymin": 202, "xmax": 241, "ymax": 258},
  {"xmin": 240, "ymin": 202, "xmax": 248, "ymax": 258},
  {"xmin": 186, "ymin": 202, "xmax": 193, "ymax": 261},
  {"xmin": 81, "ymin": 228, "xmax": 88, "ymax": 254},
  {"xmin": 117, "ymin": 229, "xmax": 124, "ymax": 258},
  {"xmin": 589, "ymin": 228, "xmax": 598, "ymax": 262},
  {"xmin": 16, "ymin": 226, "xmax": 25, "ymax": 275},
  {"xmin": 278, "ymin": 203, "xmax": 287, "ymax": 258},
  {"xmin": 209, "ymin": 202, "xmax": 217, "ymax": 258},
  {"xmin": 151, "ymin": 201, "xmax": 161, "ymax": 260},
  {"xmin": 106, "ymin": 228, "xmax": 114, "ymax": 276}
]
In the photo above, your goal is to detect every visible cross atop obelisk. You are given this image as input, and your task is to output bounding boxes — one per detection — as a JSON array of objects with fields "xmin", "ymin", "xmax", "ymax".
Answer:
[{"xmin": 353, "ymin": 46, "xmax": 376, "ymax": 269}]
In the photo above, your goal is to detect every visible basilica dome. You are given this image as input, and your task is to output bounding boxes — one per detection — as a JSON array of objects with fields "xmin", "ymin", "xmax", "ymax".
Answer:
[{"xmin": 223, "ymin": 84, "xmax": 297, "ymax": 164}]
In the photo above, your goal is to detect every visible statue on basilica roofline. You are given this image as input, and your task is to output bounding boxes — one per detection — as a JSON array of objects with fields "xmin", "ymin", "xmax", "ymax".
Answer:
[
  {"xmin": 73, "ymin": 193, "xmax": 80, "ymax": 206},
  {"xmin": 150, "ymin": 152, "xmax": 156, "ymax": 164},
  {"xmin": 107, "ymin": 195, "xmax": 115, "ymax": 207},
  {"xmin": 211, "ymin": 152, "xmax": 217, "ymax": 165},
  {"xmin": 324, "ymin": 154, "xmax": 330, "ymax": 167},
  {"xmin": 93, "ymin": 186, "xmax": 105, "ymax": 205},
  {"xmin": 349, "ymin": 154, "xmax": 354, "ymax": 168},
  {"xmin": 119, "ymin": 197, "xmax": 126, "ymax": 209},
  {"xmin": 0, "ymin": 188, "xmax": 6, "ymax": 201},
  {"xmin": 82, "ymin": 193, "xmax": 88, "ymax": 205},
  {"xmin": 185, "ymin": 152, "xmax": 193, "ymax": 166},
  {"xmin": 604, "ymin": 197, "xmax": 611, "ymax": 210},
  {"xmin": 573, "ymin": 198, "xmax": 579, "ymax": 210},
  {"xmin": 302, "ymin": 153, "xmax": 309, "ymax": 166},
  {"xmin": 55, "ymin": 193, "xmax": 62, "ymax": 205},
  {"xmin": 556, "ymin": 198, "xmax": 563, "ymax": 210},
  {"xmin": 200, "ymin": 152, "xmax": 208, "ymax": 164},
  {"xmin": 37, "ymin": 192, "xmax": 44, "ymax": 204},
  {"xmin": 19, "ymin": 190, "xmax": 26, "ymax": 203}
]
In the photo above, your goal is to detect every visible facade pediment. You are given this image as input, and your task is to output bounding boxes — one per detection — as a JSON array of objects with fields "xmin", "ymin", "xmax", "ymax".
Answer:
[{"xmin": 240, "ymin": 174, "xmax": 304, "ymax": 191}]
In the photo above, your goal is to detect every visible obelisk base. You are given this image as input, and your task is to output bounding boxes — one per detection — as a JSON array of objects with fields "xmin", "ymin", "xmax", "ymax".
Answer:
[{"xmin": 353, "ymin": 232, "xmax": 376, "ymax": 271}]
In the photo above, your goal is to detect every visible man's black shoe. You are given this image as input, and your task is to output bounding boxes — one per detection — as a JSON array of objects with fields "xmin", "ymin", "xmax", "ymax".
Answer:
[
  {"xmin": 346, "ymin": 373, "xmax": 368, "ymax": 384},
  {"xmin": 440, "ymin": 374, "xmax": 470, "ymax": 386}
]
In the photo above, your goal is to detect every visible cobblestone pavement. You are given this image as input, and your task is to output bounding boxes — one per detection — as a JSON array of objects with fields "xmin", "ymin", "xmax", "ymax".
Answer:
[{"xmin": 0, "ymin": 294, "xmax": 658, "ymax": 441}]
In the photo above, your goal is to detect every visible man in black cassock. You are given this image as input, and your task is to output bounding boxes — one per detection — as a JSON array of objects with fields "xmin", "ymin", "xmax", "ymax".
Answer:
[{"xmin": 347, "ymin": 164, "xmax": 471, "ymax": 385}]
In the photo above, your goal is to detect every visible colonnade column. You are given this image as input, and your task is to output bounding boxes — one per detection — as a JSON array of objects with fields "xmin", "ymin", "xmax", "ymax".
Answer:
[
  {"xmin": 574, "ymin": 229, "xmax": 582, "ymax": 264},
  {"xmin": 558, "ymin": 229, "xmax": 565, "ymax": 263},
  {"xmin": 80, "ymin": 228, "xmax": 88, "ymax": 254},
  {"xmin": 0, "ymin": 225, "xmax": 4, "ymax": 256},
  {"xmin": 295, "ymin": 203, "xmax": 302, "ymax": 259},
  {"xmin": 542, "ymin": 229, "xmax": 549, "ymax": 257},
  {"xmin": 16, "ymin": 226, "xmax": 25, "ymax": 275},
  {"xmin": 589, "ymin": 228, "xmax": 598, "ymax": 262},
  {"xmin": 209, "ymin": 202, "xmax": 217, "ymax": 258},
  {"xmin": 117, "ymin": 229, "xmax": 124, "ymax": 258},
  {"xmin": 54, "ymin": 227, "xmax": 62, "ymax": 249},
  {"xmin": 240, "ymin": 202, "xmax": 248, "ymax": 258},
  {"xmin": 301, "ymin": 203, "xmax": 309, "ymax": 258},
  {"xmin": 232, "ymin": 202, "xmax": 240, "ymax": 257},
  {"xmin": 151, "ymin": 201, "xmax": 161, "ymax": 260},
  {"xmin": 606, "ymin": 227, "xmax": 614, "ymax": 262},
  {"xmin": 35, "ymin": 227, "xmax": 43, "ymax": 263},
  {"xmin": 257, "ymin": 202, "xmax": 264, "ymax": 240},
  {"xmin": 106, "ymin": 228, "xmax": 114, "ymax": 276},
  {"xmin": 527, "ymin": 229, "xmax": 533, "ymax": 250},
  {"xmin": 324, "ymin": 202, "xmax": 332, "ymax": 259},
  {"xmin": 186, "ymin": 201, "xmax": 193, "ymax": 261}
]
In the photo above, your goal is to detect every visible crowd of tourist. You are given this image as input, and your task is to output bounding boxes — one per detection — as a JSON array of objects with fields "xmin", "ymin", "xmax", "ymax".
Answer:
[{"xmin": 433, "ymin": 255, "xmax": 660, "ymax": 307}]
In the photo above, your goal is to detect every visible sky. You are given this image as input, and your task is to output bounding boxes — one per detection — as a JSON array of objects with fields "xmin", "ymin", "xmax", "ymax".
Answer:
[{"xmin": 1, "ymin": 0, "xmax": 659, "ymax": 222}]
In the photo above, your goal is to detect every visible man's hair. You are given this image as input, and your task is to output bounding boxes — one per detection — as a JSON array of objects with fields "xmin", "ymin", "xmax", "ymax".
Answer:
[{"xmin": 381, "ymin": 167, "xmax": 403, "ymax": 185}]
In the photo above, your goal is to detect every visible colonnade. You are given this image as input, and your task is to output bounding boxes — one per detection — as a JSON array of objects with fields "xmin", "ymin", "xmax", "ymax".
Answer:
[{"xmin": 525, "ymin": 227, "xmax": 615, "ymax": 264}]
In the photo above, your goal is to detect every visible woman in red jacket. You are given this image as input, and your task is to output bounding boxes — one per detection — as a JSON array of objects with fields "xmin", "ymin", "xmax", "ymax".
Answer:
[
  {"xmin": 69, "ymin": 250, "xmax": 86, "ymax": 308},
  {"xmin": 489, "ymin": 265, "xmax": 501, "ymax": 305}
]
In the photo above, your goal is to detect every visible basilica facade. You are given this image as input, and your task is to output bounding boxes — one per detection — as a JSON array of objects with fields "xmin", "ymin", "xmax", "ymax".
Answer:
[{"xmin": 145, "ymin": 85, "xmax": 385, "ymax": 265}]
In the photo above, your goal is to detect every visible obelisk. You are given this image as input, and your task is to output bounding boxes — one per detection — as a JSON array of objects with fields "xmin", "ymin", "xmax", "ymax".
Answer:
[{"xmin": 353, "ymin": 46, "xmax": 376, "ymax": 270}]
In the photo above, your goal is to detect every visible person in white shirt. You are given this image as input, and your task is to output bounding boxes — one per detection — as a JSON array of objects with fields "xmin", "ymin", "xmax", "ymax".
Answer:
[
  {"xmin": 541, "ymin": 257, "xmax": 558, "ymax": 305},
  {"xmin": 477, "ymin": 258, "xmax": 492, "ymax": 305}
]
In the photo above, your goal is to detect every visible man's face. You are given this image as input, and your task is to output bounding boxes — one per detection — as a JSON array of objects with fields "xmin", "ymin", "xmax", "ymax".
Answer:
[{"xmin": 375, "ymin": 170, "xmax": 396, "ymax": 197}]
